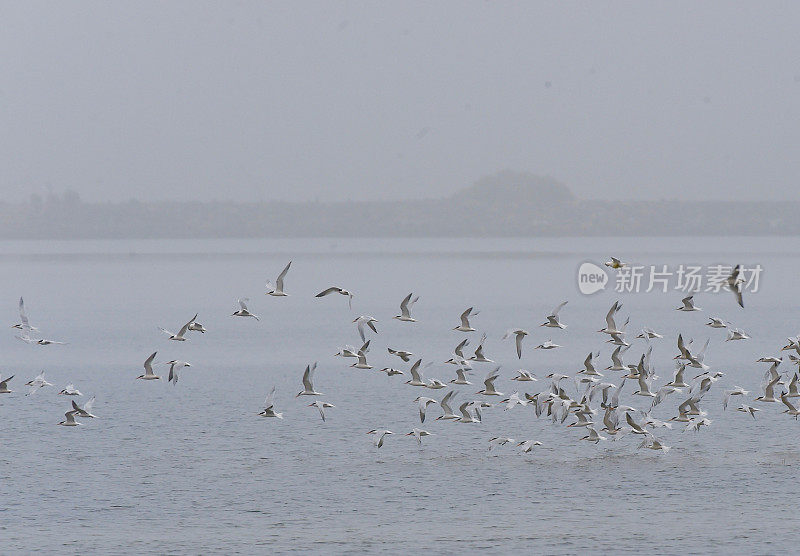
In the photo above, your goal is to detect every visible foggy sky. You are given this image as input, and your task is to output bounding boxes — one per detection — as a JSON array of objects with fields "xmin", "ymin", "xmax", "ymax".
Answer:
[{"xmin": 2, "ymin": 1, "xmax": 799, "ymax": 203}]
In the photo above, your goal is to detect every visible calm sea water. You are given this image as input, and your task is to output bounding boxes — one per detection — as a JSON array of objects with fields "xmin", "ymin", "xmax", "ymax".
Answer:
[{"xmin": 1, "ymin": 237, "xmax": 797, "ymax": 554}]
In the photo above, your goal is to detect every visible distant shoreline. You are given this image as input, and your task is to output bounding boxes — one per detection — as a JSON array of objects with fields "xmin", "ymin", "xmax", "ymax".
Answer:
[
  {"xmin": 5, "ymin": 173, "xmax": 796, "ymax": 238},
  {"xmin": 1, "ymin": 199, "xmax": 796, "ymax": 239}
]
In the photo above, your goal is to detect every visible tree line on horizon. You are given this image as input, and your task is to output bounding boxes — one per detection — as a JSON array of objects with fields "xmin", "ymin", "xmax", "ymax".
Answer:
[{"xmin": 2, "ymin": 173, "xmax": 796, "ymax": 238}]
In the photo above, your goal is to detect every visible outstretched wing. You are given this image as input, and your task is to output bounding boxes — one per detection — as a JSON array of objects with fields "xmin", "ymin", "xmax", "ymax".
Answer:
[
  {"xmin": 605, "ymin": 302, "xmax": 618, "ymax": 329},
  {"xmin": 454, "ymin": 338, "xmax": 469, "ymax": 358},
  {"xmin": 409, "ymin": 359, "xmax": 422, "ymax": 382},
  {"xmin": 19, "ymin": 297, "xmax": 30, "ymax": 330},
  {"xmin": 550, "ymin": 301, "xmax": 568, "ymax": 317},
  {"xmin": 460, "ymin": 307, "xmax": 473, "ymax": 327},
  {"xmin": 178, "ymin": 314, "xmax": 197, "ymax": 337},
  {"xmin": 276, "ymin": 261, "xmax": 291, "ymax": 291},
  {"xmin": 144, "ymin": 351, "xmax": 157, "ymax": 373},
  {"xmin": 316, "ymin": 287, "xmax": 340, "ymax": 297},
  {"xmin": 399, "ymin": 293, "xmax": 413, "ymax": 315},
  {"xmin": 732, "ymin": 284, "xmax": 744, "ymax": 308},
  {"xmin": 484, "ymin": 367, "xmax": 500, "ymax": 390},
  {"xmin": 265, "ymin": 386, "xmax": 276, "ymax": 410}
]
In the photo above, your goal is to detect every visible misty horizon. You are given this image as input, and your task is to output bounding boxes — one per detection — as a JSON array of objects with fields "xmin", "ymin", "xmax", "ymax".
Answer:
[
  {"xmin": 7, "ymin": 167, "xmax": 797, "ymax": 205},
  {"xmin": 3, "ymin": 170, "xmax": 800, "ymax": 239}
]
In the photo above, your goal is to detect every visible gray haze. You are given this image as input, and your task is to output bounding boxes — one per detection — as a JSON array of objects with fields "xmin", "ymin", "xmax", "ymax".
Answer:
[{"xmin": 2, "ymin": 2, "xmax": 800, "ymax": 203}]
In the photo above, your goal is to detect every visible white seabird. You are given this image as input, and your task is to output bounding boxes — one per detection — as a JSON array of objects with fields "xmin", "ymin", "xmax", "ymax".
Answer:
[{"xmin": 265, "ymin": 261, "xmax": 292, "ymax": 296}]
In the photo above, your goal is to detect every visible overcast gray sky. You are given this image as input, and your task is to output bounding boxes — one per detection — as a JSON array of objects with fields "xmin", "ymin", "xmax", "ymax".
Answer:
[{"xmin": 2, "ymin": 1, "xmax": 799, "ymax": 203}]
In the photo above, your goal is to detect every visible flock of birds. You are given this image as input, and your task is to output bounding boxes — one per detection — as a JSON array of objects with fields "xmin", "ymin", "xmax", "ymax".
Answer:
[{"xmin": 5, "ymin": 258, "xmax": 800, "ymax": 454}]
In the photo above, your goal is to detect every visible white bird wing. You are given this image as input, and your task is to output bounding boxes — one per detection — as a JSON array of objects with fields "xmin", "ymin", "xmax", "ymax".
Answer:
[
  {"xmin": 440, "ymin": 390, "xmax": 455, "ymax": 413},
  {"xmin": 18, "ymin": 297, "xmax": 31, "ymax": 331},
  {"xmin": 610, "ymin": 378, "xmax": 625, "ymax": 407},
  {"xmin": 175, "ymin": 325, "xmax": 189, "ymax": 339},
  {"xmin": 484, "ymin": 368, "xmax": 500, "ymax": 390},
  {"xmin": 275, "ymin": 261, "xmax": 291, "ymax": 291},
  {"xmin": 418, "ymin": 398, "xmax": 431, "ymax": 422},
  {"xmin": 638, "ymin": 373, "xmax": 650, "ymax": 393},
  {"xmin": 764, "ymin": 376, "xmax": 779, "ymax": 399},
  {"xmin": 302, "ymin": 362, "xmax": 318, "ymax": 391},
  {"xmin": 727, "ymin": 265, "xmax": 744, "ymax": 307},
  {"xmin": 727, "ymin": 265, "xmax": 740, "ymax": 285},
  {"xmin": 176, "ymin": 314, "xmax": 197, "ymax": 338},
  {"xmin": 637, "ymin": 431, "xmax": 655, "ymax": 449},
  {"xmin": 677, "ymin": 334, "xmax": 691, "ymax": 359},
  {"xmin": 460, "ymin": 307, "xmax": 473, "ymax": 327},
  {"xmin": 454, "ymin": 338, "xmax": 469, "ymax": 358},
  {"xmin": 144, "ymin": 351, "xmax": 157, "ymax": 373},
  {"xmin": 695, "ymin": 338, "xmax": 710, "ymax": 363},
  {"xmin": 265, "ymin": 386, "xmax": 276, "ymax": 410},
  {"xmin": 617, "ymin": 346, "xmax": 631, "ymax": 366},
  {"xmin": 732, "ymin": 284, "xmax": 744, "ymax": 308},
  {"xmin": 722, "ymin": 390, "xmax": 733, "ymax": 410},
  {"xmin": 316, "ymin": 287, "xmax": 340, "ymax": 297},
  {"xmin": 515, "ymin": 333, "xmax": 524, "ymax": 359},
  {"xmin": 605, "ymin": 302, "xmax": 618, "ymax": 330},
  {"xmin": 551, "ymin": 300, "xmax": 568, "ymax": 317},
  {"xmin": 625, "ymin": 412, "xmax": 643, "ymax": 432},
  {"xmin": 399, "ymin": 293, "xmax": 413, "ymax": 317},
  {"xmin": 643, "ymin": 346, "xmax": 653, "ymax": 377},
  {"xmin": 238, "ymin": 299, "xmax": 249, "ymax": 311},
  {"xmin": 610, "ymin": 345, "xmax": 624, "ymax": 367},
  {"xmin": 409, "ymin": 359, "xmax": 423, "ymax": 382}
]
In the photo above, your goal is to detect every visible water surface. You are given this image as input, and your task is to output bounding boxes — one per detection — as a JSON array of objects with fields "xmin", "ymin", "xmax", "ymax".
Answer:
[{"xmin": 0, "ymin": 237, "xmax": 795, "ymax": 553}]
